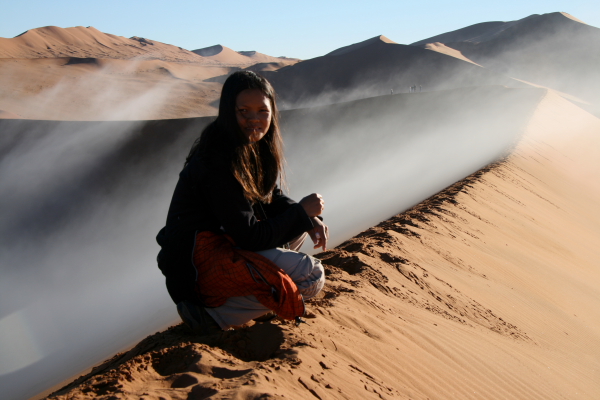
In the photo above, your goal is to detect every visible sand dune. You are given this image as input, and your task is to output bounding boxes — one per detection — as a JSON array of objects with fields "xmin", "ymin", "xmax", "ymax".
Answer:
[
  {"xmin": 422, "ymin": 42, "xmax": 481, "ymax": 65},
  {"xmin": 192, "ymin": 44, "xmax": 258, "ymax": 65},
  {"xmin": 43, "ymin": 92, "xmax": 600, "ymax": 400},
  {"xmin": 325, "ymin": 34, "xmax": 397, "ymax": 56},
  {"xmin": 0, "ymin": 57, "xmax": 225, "ymax": 120},
  {"xmin": 413, "ymin": 12, "xmax": 600, "ymax": 113},
  {"xmin": 2, "ymin": 85, "xmax": 543, "ymax": 400},
  {"xmin": 411, "ymin": 21, "xmax": 507, "ymax": 46},
  {"xmin": 2, "ymin": 12, "xmax": 600, "ymax": 400},
  {"xmin": 263, "ymin": 35, "xmax": 527, "ymax": 108},
  {"xmin": 0, "ymin": 27, "xmax": 299, "ymax": 120},
  {"xmin": 193, "ymin": 44, "xmax": 299, "ymax": 66},
  {"xmin": 0, "ymin": 26, "xmax": 208, "ymax": 63}
]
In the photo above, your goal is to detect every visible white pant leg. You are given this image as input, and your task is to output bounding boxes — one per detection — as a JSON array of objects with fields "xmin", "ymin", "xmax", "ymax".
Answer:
[{"xmin": 205, "ymin": 244, "xmax": 325, "ymax": 329}]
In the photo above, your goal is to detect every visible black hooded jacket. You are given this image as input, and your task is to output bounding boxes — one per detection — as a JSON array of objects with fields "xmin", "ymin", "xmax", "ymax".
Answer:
[{"xmin": 156, "ymin": 148, "xmax": 314, "ymax": 304}]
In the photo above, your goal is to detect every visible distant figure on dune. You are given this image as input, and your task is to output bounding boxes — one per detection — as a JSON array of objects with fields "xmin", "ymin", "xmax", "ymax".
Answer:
[{"xmin": 156, "ymin": 71, "xmax": 327, "ymax": 335}]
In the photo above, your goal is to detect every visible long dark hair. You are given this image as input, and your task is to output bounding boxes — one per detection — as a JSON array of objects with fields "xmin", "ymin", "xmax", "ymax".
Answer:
[{"xmin": 186, "ymin": 71, "xmax": 285, "ymax": 203}]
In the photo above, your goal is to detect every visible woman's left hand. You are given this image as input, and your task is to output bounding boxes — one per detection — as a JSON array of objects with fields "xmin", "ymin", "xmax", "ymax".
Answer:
[{"xmin": 308, "ymin": 217, "xmax": 329, "ymax": 251}]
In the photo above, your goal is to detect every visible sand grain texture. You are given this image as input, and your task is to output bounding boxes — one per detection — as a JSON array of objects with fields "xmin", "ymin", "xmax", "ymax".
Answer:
[{"xmin": 46, "ymin": 95, "xmax": 600, "ymax": 399}]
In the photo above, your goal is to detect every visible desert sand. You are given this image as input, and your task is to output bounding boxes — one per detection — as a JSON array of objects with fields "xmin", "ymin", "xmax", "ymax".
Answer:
[
  {"xmin": 2, "ymin": 14, "xmax": 596, "ymax": 119},
  {"xmin": 1, "ymin": 11, "xmax": 600, "ymax": 400},
  {"xmin": 0, "ymin": 27, "xmax": 298, "ymax": 120},
  {"xmin": 192, "ymin": 44, "xmax": 298, "ymax": 66},
  {"xmin": 422, "ymin": 42, "xmax": 481, "ymax": 65},
  {"xmin": 42, "ymin": 91, "xmax": 600, "ymax": 399},
  {"xmin": 262, "ymin": 35, "xmax": 528, "ymax": 109},
  {"xmin": 413, "ymin": 12, "xmax": 600, "ymax": 115}
]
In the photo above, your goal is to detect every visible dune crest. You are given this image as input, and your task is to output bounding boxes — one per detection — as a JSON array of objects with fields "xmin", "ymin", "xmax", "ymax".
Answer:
[
  {"xmin": 423, "ymin": 42, "xmax": 481, "ymax": 65},
  {"xmin": 559, "ymin": 11, "xmax": 587, "ymax": 24},
  {"xmin": 264, "ymin": 37, "xmax": 526, "ymax": 108},
  {"xmin": 44, "ymin": 91, "xmax": 600, "ymax": 400},
  {"xmin": 411, "ymin": 12, "xmax": 600, "ymax": 111},
  {"xmin": 0, "ymin": 26, "xmax": 207, "ymax": 63},
  {"xmin": 192, "ymin": 44, "xmax": 299, "ymax": 66},
  {"xmin": 0, "ymin": 26, "xmax": 300, "ymax": 120},
  {"xmin": 325, "ymin": 34, "xmax": 396, "ymax": 57}
]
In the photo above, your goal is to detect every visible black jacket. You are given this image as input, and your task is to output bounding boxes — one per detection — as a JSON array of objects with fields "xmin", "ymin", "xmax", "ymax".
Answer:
[{"xmin": 156, "ymin": 149, "xmax": 314, "ymax": 304}]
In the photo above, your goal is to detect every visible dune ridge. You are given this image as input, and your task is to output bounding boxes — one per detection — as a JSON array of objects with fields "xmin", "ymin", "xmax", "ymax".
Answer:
[
  {"xmin": 44, "ymin": 92, "xmax": 600, "ymax": 399},
  {"xmin": 263, "ymin": 38, "xmax": 526, "ymax": 108},
  {"xmin": 325, "ymin": 35, "xmax": 396, "ymax": 56},
  {"xmin": 422, "ymin": 42, "xmax": 481, "ymax": 65},
  {"xmin": 0, "ymin": 27, "xmax": 300, "ymax": 120},
  {"xmin": 412, "ymin": 12, "xmax": 600, "ymax": 112},
  {"xmin": 192, "ymin": 44, "xmax": 299, "ymax": 66},
  {"xmin": 0, "ymin": 26, "xmax": 209, "ymax": 63}
]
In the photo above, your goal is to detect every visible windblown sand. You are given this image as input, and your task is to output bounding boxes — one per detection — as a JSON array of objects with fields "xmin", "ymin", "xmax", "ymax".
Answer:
[{"xmin": 45, "ymin": 94, "xmax": 600, "ymax": 399}]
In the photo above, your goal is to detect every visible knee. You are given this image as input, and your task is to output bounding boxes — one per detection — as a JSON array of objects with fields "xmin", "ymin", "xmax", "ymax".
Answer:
[{"xmin": 296, "ymin": 257, "xmax": 325, "ymax": 300}]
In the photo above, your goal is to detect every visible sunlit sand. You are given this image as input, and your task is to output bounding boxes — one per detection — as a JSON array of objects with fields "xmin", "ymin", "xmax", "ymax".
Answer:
[{"xmin": 1, "ymin": 11, "xmax": 599, "ymax": 400}]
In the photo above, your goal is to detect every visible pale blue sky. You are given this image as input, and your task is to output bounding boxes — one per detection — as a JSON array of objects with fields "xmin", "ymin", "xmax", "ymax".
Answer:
[{"xmin": 1, "ymin": 0, "xmax": 599, "ymax": 59}]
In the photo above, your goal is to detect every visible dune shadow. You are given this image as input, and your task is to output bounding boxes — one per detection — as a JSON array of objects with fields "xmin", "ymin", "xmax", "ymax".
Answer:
[{"xmin": 206, "ymin": 322, "xmax": 286, "ymax": 362}]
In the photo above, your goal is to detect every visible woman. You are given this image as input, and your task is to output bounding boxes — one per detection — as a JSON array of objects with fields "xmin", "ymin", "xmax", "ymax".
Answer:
[{"xmin": 156, "ymin": 71, "xmax": 327, "ymax": 335}]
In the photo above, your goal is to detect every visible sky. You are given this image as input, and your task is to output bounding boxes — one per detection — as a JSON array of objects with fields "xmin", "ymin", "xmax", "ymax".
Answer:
[{"xmin": 1, "ymin": 0, "xmax": 599, "ymax": 60}]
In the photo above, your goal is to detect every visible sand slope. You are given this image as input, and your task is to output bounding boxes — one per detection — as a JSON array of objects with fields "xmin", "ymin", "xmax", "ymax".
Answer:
[
  {"xmin": 0, "ymin": 26, "xmax": 207, "ymax": 63},
  {"xmin": 44, "ymin": 93, "xmax": 600, "ymax": 399},
  {"xmin": 192, "ymin": 44, "xmax": 299, "ymax": 66},
  {"xmin": 263, "ymin": 35, "xmax": 526, "ymax": 108},
  {"xmin": 0, "ymin": 57, "xmax": 228, "ymax": 120},
  {"xmin": 0, "ymin": 27, "xmax": 299, "ymax": 120},
  {"xmin": 413, "ymin": 12, "xmax": 600, "ymax": 111},
  {"xmin": 422, "ymin": 42, "xmax": 481, "ymax": 65}
]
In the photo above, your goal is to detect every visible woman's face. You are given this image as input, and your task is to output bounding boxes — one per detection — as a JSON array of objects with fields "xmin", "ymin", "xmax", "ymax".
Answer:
[{"xmin": 235, "ymin": 89, "xmax": 272, "ymax": 142}]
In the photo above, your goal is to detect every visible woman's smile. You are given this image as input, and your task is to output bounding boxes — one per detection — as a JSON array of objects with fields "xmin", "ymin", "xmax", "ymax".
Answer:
[{"xmin": 236, "ymin": 88, "xmax": 272, "ymax": 142}]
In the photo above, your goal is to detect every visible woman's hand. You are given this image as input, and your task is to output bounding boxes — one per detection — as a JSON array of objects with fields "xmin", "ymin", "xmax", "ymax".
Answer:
[
  {"xmin": 308, "ymin": 217, "xmax": 329, "ymax": 251},
  {"xmin": 299, "ymin": 193, "xmax": 325, "ymax": 217}
]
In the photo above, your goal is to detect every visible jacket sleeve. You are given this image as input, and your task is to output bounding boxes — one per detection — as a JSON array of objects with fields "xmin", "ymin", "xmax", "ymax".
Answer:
[
  {"xmin": 200, "ymin": 162, "xmax": 314, "ymax": 251},
  {"xmin": 263, "ymin": 187, "xmax": 325, "ymax": 222},
  {"xmin": 261, "ymin": 186, "xmax": 296, "ymax": 217}
]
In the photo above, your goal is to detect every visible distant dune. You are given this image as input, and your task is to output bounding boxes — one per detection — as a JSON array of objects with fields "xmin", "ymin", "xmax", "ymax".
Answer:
[
  {"xmin": 0, "ymin": 28, "xmax": 298, "ymax": 120},
  {"xmin": 412, "ymin": 12, "xmax": 600, "ymax": 112},
  {"xmin": 263, "ymin": 35, "xmax": 526, "ymax": 108},
  {"xmin": 324, "ymin": 34, "xmax": 397, "ymax": 56},
  {"xmin": 422, "ymin": 42, "xmax": 481, "ymax": 65},
  {"xmin": 0, "ymin": 26, "xmax": 208, "ymax": 63},
  {"xmin": 192, "ymin": 44, "xmax": 299, "ymax": 66},
  {"xmin": 0, "ymin": 57, "xmax": 225, "ymax": 120}
]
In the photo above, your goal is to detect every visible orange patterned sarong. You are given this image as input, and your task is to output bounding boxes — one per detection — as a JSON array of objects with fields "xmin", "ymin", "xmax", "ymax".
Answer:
[{"xmin": 192, "ymin": 231, "xmax": 305, "ymax": 320}]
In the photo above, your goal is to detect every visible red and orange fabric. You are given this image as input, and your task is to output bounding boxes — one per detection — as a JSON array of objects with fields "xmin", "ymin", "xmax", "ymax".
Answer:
[{"xmin": 192, "ymin": 231, "xmax": 305, "ymax": 320}]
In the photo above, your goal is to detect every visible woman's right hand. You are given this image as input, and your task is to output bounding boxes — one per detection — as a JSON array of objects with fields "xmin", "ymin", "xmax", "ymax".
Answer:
[
  {"xmin": 299, "ymin": 193, "xmax": 325, "ymax": 217},
  {"xmin": 308, "ymin": 217, "xmax": 329, "ymax": 251}
]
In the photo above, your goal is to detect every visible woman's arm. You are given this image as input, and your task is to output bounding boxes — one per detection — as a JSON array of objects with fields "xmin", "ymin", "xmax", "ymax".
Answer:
[
  {"xmin": 261, "ymin": 186, "xmax": 296, "ymax": 217},
  {"xmin": 201, "ymin": 163, "xmax": 314, "ymax": 251}
]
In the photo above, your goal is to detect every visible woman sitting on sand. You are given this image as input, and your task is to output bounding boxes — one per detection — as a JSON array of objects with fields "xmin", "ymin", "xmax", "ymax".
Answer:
[{"xmin": 156, "ymin": 71, "xmax": 327, "ymax": 335}]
